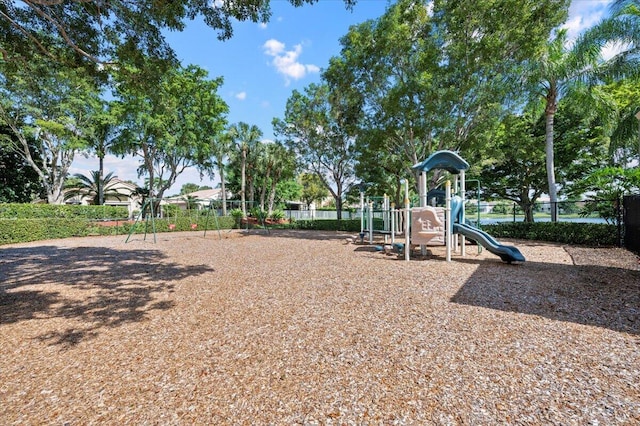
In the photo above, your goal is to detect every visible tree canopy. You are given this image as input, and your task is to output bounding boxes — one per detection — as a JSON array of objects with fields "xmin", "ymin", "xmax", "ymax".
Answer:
[
  {"xmin": 0, "ymin": 0, "xmax": 356, "ymax": 65},
  {"xmin": 111, "ymin": 63, "xmax": 228, "ymax": 201},
  {"xmin": 322, "ymin": 0, "xmax": 570, "ymax": 200},
  {"xmin": 0, "ymin": 60, "xmax": 102, "ymax": 203}
]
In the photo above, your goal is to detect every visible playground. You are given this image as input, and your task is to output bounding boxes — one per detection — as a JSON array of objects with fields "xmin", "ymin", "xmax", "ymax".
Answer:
[
  {"xmin": 1, "ymin": 229, "xmax": 638, "ymax": 424},
  {"xmin": 359, "ymin": 150, "xmax": 527, "ymax": 264}
]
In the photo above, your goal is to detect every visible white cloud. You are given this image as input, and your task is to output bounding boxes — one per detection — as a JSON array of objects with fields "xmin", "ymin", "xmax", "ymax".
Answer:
[
  {"xmin": 262, "ymin": 39, "xmax": 319, "ymax": 85},
  {"xmin": 562, "ymin": 1, "xmax": 629, "ymax": 60},
  {"xmin": 564, "ymin": 0, "xmax": 613, "ymax": 40},
  {"xmin": 263, "ymin": 39, "xmax": 285, "ymax": 56},
  {"xmin": 235, "ymin": 91, "xmax": 247, "ymax": 100},
  {"xmin": 259, "ymin": 22, "xmax": 267, "ymax": 29}
]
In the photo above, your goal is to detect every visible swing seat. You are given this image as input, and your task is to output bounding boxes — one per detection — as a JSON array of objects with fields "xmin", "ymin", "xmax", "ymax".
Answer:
[
  {"xmin": 191, "ymin": 223, "xmax": 198, "ymax": 230},
  {"xmin": 169, "ymin": 224, "xmax": 176, "ymax": 230}
]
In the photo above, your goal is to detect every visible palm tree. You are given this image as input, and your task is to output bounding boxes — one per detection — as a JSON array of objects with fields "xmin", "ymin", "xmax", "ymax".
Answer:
[
  {"xmin": 211, "ymin": 131, "xmax": 232, "ymax": 215},
  {"xmin": 64, "ymin": 171, "xmax": 124, "ymax": 205},
  {"xmin": 228, "ymin": 122, "xmax": 262, "ymax": 216},
  {"xmin": 588, "ymin": 0, "xmax": 640, "ymax": 163},
  {"xmin": 266, "ymin": 142, "xmax": 297, "ymax": 214},
  {"xmin": 527, "ymin": 26, "xmax": 630, "ymax": 221},
  {"xmin": 258, "ymin": 142, "xmax": 276, "ymax": 212},
  {"xmin": 89, "ymin": 102, "xmax": 117, "ymax": 205}
]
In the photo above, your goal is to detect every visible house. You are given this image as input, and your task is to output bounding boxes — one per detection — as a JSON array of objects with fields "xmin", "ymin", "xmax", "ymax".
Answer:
[
  {"xmin": 64, "ymin": 178, "xmax": 142, "ymax": 218},
  {"xmin": 162, "ymin": 188, "xmax": 231, "ymax": 211}
]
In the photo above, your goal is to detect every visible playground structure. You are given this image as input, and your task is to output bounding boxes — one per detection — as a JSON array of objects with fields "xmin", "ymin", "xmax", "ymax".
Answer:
[{"xmin": 360, "ymin": 150, "xmax": 525, "ymax": 263}]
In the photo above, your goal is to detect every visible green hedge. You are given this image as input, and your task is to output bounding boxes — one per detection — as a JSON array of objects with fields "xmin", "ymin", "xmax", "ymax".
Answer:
[
  {"xmin": 483, "ymin": 222, "xmax": 618, "ymax": 246},
  {"xmin": 0, "ymin": 203, "xmax": 129, "ymax": 219},
  {"xmin": 0, "ymin": 215, "xmax": 237, "ymax": 245},
  {"xmin": 0, "ymin": 205, "xmax": 619, "ymax": 247},
  {"xmin": 0, "ymin": 218, "xmax": 113, "ymax": 245},
  {"xmin": 293, "ymin": 219, "xmax": 362, "ymax": 232}
]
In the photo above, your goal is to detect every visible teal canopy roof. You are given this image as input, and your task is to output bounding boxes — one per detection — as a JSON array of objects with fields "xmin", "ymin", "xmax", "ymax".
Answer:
[{"xmin": 412, "ymin": 150, "xmax": 470, "ymax": 174}]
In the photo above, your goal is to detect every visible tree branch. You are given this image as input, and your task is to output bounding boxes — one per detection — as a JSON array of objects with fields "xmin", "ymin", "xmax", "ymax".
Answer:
[
  {"xmin": 24, "ymin": 0, "xmax": 109, "ymax": 64},
  {"xmin": 0, "ymin": 9, "xmax": 57, "ymax": 61}
]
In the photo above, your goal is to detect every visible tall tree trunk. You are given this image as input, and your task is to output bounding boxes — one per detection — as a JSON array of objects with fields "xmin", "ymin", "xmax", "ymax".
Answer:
[
  {"xmin": 259, "ymin": 165, "xmax": 271, "ymax": 211},
  {"xmin": 98, "ymin": 154, "xmax": 104, "ymax": 205},
  {"xmin": 268, "ymin": 182, "xmax": 277, "ymax": 215},
  {"xmin": 267, "ymin": 169, "xmax": 281, "ymax": 215},
  {"xmin": 248, "ymin": 175, "xmax": 255, "ymax": 211},
  {"xmin": 219, "ymin": 164, "xmax": 227, "ymax": 216},
  {"xmin": 241, "ymin": 148, "xmax": 247, "ymax": 216},
  {"xmin": 335, "ymin": 181, "xmax": 343, "ymax": 220},
  {"xmin": 545, "ymin": 91, "xmax": 558, "ymax": 222}
]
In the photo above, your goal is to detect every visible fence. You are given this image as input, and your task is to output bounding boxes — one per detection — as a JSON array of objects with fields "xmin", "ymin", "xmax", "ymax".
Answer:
[
  {"xmin": 477, "ymin": 200, "xmax": 621, "ymax": 225},
  {"xmin": 286, "ymin": 198, "xmax": 630, "ymax": 247},
  {"xmin": 284, "ymin": 210, "xmax": 355, "ymax": 221},
  {"xmin": 624, "ymin": 195, "xmax": 640, "ymax": 254}
]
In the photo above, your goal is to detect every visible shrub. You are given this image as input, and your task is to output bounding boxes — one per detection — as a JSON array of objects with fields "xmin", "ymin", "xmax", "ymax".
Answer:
[
  {"xmin": 230, "ymin": 209, "xmax": 244, "ymax": 228},
  {"xmin": 491, "ymin": 203, "xmax": 510, "ymax": 215},
  {"xmin": 269, "ymin": 209, "xmax": 285, "ymax": 221},
  {"xmin": 293, "ymin": 219, "xmax": 361, "ymax": 232},
  {"xmin": 250, "ymin": 207, "xmax": 268, "ymax": 221},
  {"xmin": 483, "ymin": 222, "xmax": 617, "ymax": 246},
  {"xmin": 0, "ymin": 213, "xmax": 236, "ymax": 246},
  {"xmin": 0, "ymin": 203, "xmax": 129, "ymax": 219}
]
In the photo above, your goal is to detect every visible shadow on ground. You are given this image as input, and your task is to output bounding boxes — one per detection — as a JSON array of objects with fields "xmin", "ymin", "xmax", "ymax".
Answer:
[
  {"xmin": 0, "ymin": 245, "xmax": 214, "ymax": 346},
  {"xmin": 232, "ymin": 228, "xmax": 356, "ymax": 241},
  {"xmin": 451, "ymin": 259, "xmax": 640, "ymax": 335}
]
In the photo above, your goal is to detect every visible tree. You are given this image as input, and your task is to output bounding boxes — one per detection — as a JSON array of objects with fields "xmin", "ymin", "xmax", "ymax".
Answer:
[
  {"xmin": 256, "ymin": 142, "xmax": 276, "ymax": 212},
  {"xmin": 0, "ymin": 1, "xmax": 357, "ymax": 74},
  {"xmin": 324, "ymin": 0, "xmax": 569, "ymax": 198},
  {"xmin": 274, "ymin": 83, "xmax": 357, "ymax": 220},
  {"xmin": 478, "ymin": 114, "xmax": 548, "ymax": 222},
  {"xmin": 179, "ymin": 183, "xmax": 201, "ymax": 195},
  {"xmin": 0, "ymin": 62, "xmax": 102, "ymax": 203},
  {"xmin": 0, "ymin": 126, "xmax": 43, "ymax": 202},
  {"xmin": 210, "ymin": 131, "xmax": 233, "ymax": 215},
  {"xmin": 111, "ymin": 63, "xmax": 228, "ymax": 203},
  {"xmin": 526, "ymin": 0, "xmax": 640, "ymax": 221},
  {"xmin": 600, "ymin": 80, "xmax": 640, "ymax": 165},
  {"xmin": 86, "ymin": 101, "xmax": 119, "ymax": 205},
  {"xmin": 323, "ymin": 1, "xmax": 439, "ymax": 194},
  {"xmin": 569, "ymin": 167, "xmax": 640, "ymax": 224},
  {"xmin": 526, "ymin": 29, "xmax": 598, "ymax": 221},
  {"xmin": 478, "ymin": 91, "xmax": 613, "ymax": 222},
  {"xmin": 275, "ymin": 179, "xmax": 302, "ymax": 208},
  {"xmin": 228, "ymin": 122, "xmax": 262, "ymax": 216},
  {"xmin": 299, "ymin": 173, "xmax": 329, "ymax": 209},
  {"xmin": 265, "ymin": 142, "xmax": 297, "ymax": 214},
  {"xmin": 63, "ymin": 171, "xmax": 125, "ymax": 205}
]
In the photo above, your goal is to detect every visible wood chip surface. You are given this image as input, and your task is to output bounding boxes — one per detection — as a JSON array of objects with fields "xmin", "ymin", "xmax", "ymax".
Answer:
[{"xmin": 1, "ymin": 230, "xmax": 639, "ymax": 424}]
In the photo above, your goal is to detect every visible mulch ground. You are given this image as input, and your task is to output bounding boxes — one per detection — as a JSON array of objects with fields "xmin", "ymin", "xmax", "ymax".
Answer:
[{"xmin": 1, "ymin": 230, "xmax": 639, "ymax": 424}]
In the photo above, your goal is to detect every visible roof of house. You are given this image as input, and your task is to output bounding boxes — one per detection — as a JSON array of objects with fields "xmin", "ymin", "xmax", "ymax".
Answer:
[{"xmin": 186, "ymin": 188, "xmax": 222, "ymax": 199}]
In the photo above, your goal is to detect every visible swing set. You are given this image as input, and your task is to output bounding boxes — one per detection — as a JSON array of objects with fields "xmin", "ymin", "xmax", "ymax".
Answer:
[{"xmin": 125, "ymin": 198, "xmax": 223, "ymax": 243}]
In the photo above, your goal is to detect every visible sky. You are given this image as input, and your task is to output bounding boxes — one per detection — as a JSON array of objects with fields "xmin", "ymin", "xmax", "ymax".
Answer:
[{"xmin": 70, "ymin": 0, "xmax": 616, "ymax": 195}]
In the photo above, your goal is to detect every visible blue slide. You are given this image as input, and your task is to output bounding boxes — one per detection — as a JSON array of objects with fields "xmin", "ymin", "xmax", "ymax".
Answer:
[{"xmin": 451, "ymin": 197, "xmax": 525, "ymax": 263}]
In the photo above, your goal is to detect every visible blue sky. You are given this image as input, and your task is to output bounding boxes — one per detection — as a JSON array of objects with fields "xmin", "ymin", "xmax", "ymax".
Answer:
[{"xmin": 70, "ymin": 0, "xmax": 615, "ymax": 195}]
